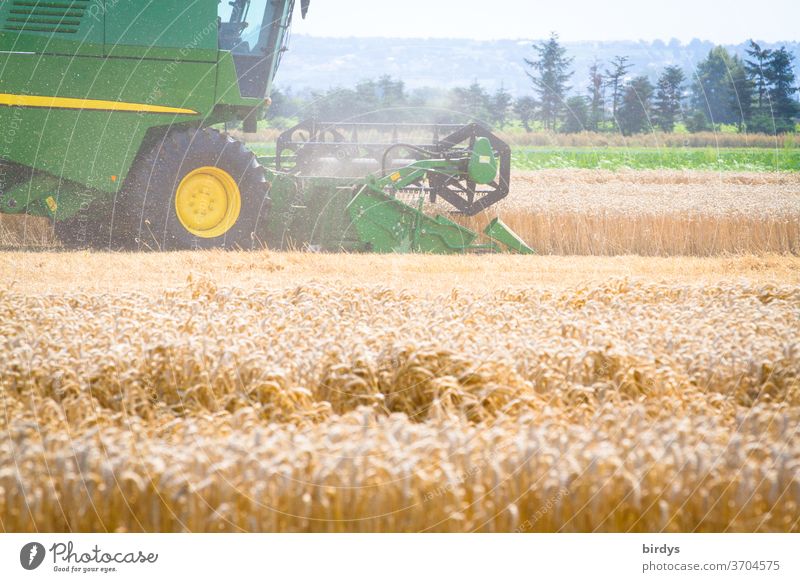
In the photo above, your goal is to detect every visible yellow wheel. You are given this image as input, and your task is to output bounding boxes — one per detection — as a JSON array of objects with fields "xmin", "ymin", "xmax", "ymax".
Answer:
[
  {"xmin": 174, "ymin": 166, "xmax": 242, "ymax": 239},
  {"xmin": 116, "ymin": 128, "xmax": 268, "ymax": 251}
]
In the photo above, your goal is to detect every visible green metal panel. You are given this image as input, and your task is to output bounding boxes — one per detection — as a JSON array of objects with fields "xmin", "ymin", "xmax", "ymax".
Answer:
[
  {"xmin": 104, "ymin": 1, "xmax": 218, "ymax": 62},
  {"xmin": 0, "ymin": 51, "xmax": 216, "ymax": 197},
  {"xmin": 0, "ymin": 0, "xmax": 104, "ymax": 57},
  {"xmin": 468, "ymin": 137, "xmax": 498, "ymax": 184},
  {"xmin": 0, "ymin": 1, "xmax": 225, "ymax": 209},
  {"xmin": 0, "ymin": 173, "xmax": 61, "ymax": 215},
  {"xmin": 483, "ymin": 218, "xmax": 536, "ymax": 254},
  {"xmin": 347, "ymin": 187, "xmax": 479, "ymax": 253}
]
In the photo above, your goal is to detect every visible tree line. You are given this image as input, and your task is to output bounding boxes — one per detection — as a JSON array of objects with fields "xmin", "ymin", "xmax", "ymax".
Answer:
[
  {"xmin": 524, "ymin": 33, "xmax": 798, "ymax": 135},
  {"xmin": 267, "ymin": 35, "xmax": 799, "ymax": 135}
]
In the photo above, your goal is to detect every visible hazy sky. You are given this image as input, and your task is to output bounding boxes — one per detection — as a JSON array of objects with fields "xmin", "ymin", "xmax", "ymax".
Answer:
[{"xmin": 291, "ymin": 0, "xmax": 798, "ymax": 43}]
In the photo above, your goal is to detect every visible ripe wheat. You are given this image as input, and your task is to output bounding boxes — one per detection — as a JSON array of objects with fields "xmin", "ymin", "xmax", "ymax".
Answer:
[
  {"xmin": 456, "ymin": 170, "xmax": 800, "ymax": 255},
  {"xmin": 2, "ymin": 276, "xmax": 798, "ymax": 532},
  {"xmin": 4, "ymin": 169, "xmax": 799, "ymax": 256}
]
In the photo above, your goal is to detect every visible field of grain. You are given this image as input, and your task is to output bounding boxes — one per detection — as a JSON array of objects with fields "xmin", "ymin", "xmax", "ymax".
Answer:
[
  {"xmin": 1, "ymin": 252, "xmax": 799, "ymax": 532},
  {"xmin": 0, "ymin": 213, "xmax": 55, "ymax": 248},
  {"xmin": 3, "ymin": 169, "xmax": 799, "ymax": 256},
  {"xmin": 2, "ymin": 165, "xmax": 799, "ymax": 533},
  {"xmin": 457, "ymin": 169, "xmax": 800, "ymax": 255}
]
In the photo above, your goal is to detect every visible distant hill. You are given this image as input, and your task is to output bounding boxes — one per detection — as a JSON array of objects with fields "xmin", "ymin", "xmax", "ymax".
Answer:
[{"xmin": 277, "ymin": 36, "xmax": 800, "ymax": 96}]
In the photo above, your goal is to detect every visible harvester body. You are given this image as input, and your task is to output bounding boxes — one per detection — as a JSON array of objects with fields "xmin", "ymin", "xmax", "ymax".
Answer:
[
  {"xmin": 0, "ymin": 0, "xmax": 289, "ymax": 217},
  {"xmin": 0, "ymin": 0, "xmax": 532, "ymax": 255}
]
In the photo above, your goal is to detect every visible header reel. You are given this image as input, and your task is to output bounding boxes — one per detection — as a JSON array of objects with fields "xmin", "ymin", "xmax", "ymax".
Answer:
[{"xmin": 274, "ymin": 121, "xmax": 511, "ymax": 216}]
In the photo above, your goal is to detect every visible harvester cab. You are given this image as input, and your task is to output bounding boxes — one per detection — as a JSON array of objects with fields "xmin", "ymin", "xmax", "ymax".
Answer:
[
  {"xmin": 218, "ymin": 0, "xmax": 308, "ymax": 129},
  {"xmin": 0, "ymin": 0, "xmax": 532, "ymax": 255}
]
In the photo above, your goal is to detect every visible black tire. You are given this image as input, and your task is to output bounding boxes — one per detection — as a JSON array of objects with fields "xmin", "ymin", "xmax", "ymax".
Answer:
[{"xmin": 112, "ymin": 127, "xmax": 270, "ymax": 251}]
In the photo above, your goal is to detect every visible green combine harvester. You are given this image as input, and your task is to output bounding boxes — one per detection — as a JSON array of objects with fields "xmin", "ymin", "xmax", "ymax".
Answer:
[{"xmin": 0, "ymin": 0, "xmax": 533, "ymax": 254}]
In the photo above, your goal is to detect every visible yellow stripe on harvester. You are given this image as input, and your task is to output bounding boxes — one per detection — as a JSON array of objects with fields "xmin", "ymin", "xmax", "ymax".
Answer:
[{"xmin": 0, "ymin": 93, "xmax": 198, "ymax": 115}]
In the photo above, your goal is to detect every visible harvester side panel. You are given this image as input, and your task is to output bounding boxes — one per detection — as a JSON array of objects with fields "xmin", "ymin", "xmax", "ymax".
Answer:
[
  {"xmin": 0, "ymin": 0, "xmax": 104, "ymax": 57},
  {"xmin": 0, "ymin": 0, "xmax": 276, "ymax": 220},
  {"xmin": 0, "ymin": 52, "xmax": 217, "ymax": 197},
  {"xmin": 104, "ymin": 3, "xmax": 218, "ymax": 62}
]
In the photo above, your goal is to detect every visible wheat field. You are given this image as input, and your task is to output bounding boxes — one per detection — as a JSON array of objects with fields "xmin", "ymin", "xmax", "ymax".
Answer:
[
  {"xmin": 3, "ymin": 169, "xmax": 799, "ymax": 256},
  {"xmin": 457, "ymin": 170, "xmax": 800, "ymax": 255},
  {"xmin": 1, "ymin": 252, "xmax": 799, "ymax": 532},
  {"xmin": 2, "ymin": 166, "xmax": 799, "ymax": 533}
]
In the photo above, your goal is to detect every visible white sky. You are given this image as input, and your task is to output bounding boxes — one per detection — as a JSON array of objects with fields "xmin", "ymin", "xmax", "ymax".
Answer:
[{"xmin": 291, "ymin": 0, "xmax": 798, "ymax": 43}]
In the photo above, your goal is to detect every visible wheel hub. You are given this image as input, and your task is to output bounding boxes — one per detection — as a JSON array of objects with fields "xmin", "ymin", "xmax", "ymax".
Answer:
[{"xmin": 175, "ymin": 166, "xmax": 241, "ymax": 238}]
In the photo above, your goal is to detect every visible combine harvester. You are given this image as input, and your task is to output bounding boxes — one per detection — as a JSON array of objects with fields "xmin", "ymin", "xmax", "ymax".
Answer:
[{"xmin": 0, "ymin": 0, "xmax": 532, "ymax": 254}]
